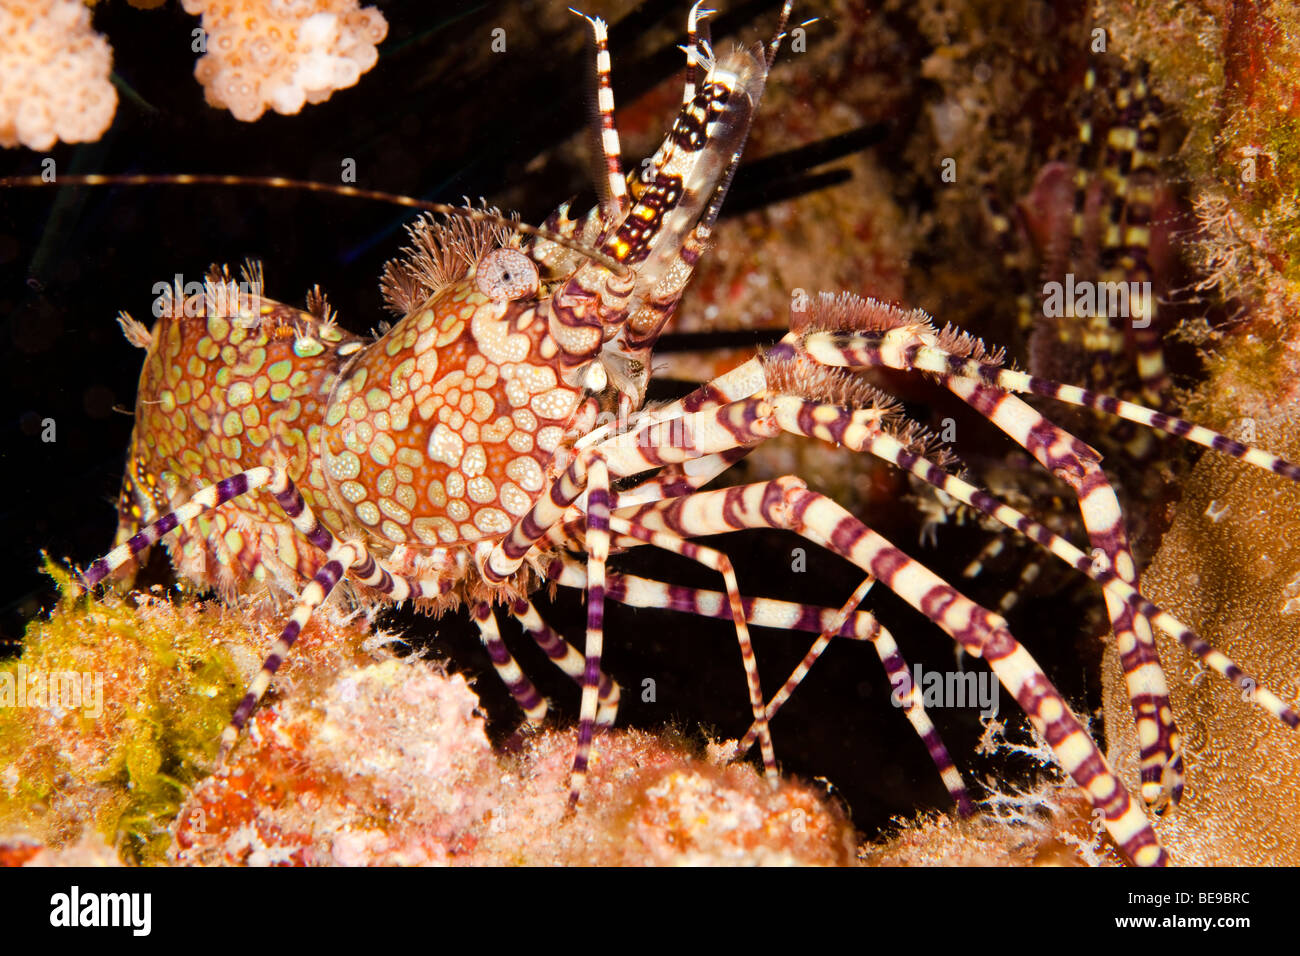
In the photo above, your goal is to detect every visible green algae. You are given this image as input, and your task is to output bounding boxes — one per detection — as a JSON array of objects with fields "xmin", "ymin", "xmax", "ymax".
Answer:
[{"xmin": 0, "ymin": 561, "xmax": 246, "ymax": 864}]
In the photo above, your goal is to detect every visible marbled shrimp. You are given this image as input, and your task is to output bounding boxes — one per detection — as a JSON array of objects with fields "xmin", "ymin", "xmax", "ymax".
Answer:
[{"xmin": 8, "ymin": 2, "xmax": 1300, "ymax": 867}]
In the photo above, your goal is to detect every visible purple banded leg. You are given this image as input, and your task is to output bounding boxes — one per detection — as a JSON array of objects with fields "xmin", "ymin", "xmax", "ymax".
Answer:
[
  {"xmin": 853, "ymin": 426, "xmax": 1300, "ymax": 735},
  {"xmin": 216, "ymin": 527, "xmax": 425, "ymax": 759},
  {"xmin": 476, "ymin": 404, "xmax": 776, "ymax": 803},
  {"xmin": 218, "ymin": 542, "xmax": 364, "ymax": 758},
  {"xmin": 550, "ymin": 558, "xmax": 886, "ymax": 642},
  {"xmin": 775, "ymin": 481, "xmax": 1164, "ymax": 864},
  {"xmin": 607, "ymin": 514, "xmax": 778, "ymax": 783},
  {"xmin": 509, "ymin": 597, "xmax": 620, "ymax": 726},
  {"xmin": 607, "ymin": 448, "xmax": 754, "ymax": 511},
  {"xmin": 217, "ymin": 527, "xmax": 421, "ymax": 759},
  {"xmin": 735, "ymin": 575, "xmax": 973, "ymax": 815},
  {"xmin": 545, "ymin": 448, "xmax": 756, "ymax": 553},
  {"xmin": 661, "ymin": 354, "xmax": 770, "ymax": 415},
  {"xmin": 485, "ymin": 398, "xmax": 777, "ymax": 586},
  {"xmin": 544, "ymin": 557, "xmax": 972, "ymax": 812},
  {"xmin": 795, "ymin": 327, "xmax": 1186, "ymax": 805},
  {"xmin": 941, "ymin": 376, "xmax": 1182, "ymax": 807},
  {"xmin": 769, "ymin": 381, "xmax": 1181, "ymax": 805},
  {"xmin": 614, "ymin": 476, "xmax": 1167, "ymax": 865},
  {"xmin": 82, "ymin": 465, "xmax": 382, "ymax": 594},
  {"xmin": 86, "ymin": 465, "xmax": 424, "ymax": 758},
  {"xmin": 472, "ymin": 602, "xmax": 547, "ymax": 725},
  {"xmin": 593, "ymin": 424, "xmax": 1292, "ymax": 749},
  {"xmin": 734, "ymin": 575, "xmax": 877, "ymax": 749},
  {"xmin": 801, "ymin": 326, "xmax": 1300, "ymax": 481},
  {"xmin": 858, "ymin": 612, "xmax": 974, "ymax": 815},
  {"xmin": 110, "ymin": 470, "xmax": 420, "ymax": 759},
  {"xmin": 569, "ymin": 456, "xmax": 612, "ymax": 807},
  {"xmin": 81, "ymin": 467, "xmax": 279, "ymax": 588}
]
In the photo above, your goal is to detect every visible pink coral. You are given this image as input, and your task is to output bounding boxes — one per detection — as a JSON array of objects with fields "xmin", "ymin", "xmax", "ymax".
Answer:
[
  {"xmin": 168, "ymin": 648, "xmax": 857, "ymax": 866},
  {"xmin": 182, "ymin": 0, "xmax": 388, "ymax": 121},
  {"xmin": 0, "ymin": 0, "xmax": 116, "ymax": 151}
]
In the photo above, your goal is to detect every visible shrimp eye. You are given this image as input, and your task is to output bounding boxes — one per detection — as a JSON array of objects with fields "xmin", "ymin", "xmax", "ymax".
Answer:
[{"xmin": 475, "ymin": 248, "xmax": 539, "ymax": 301}]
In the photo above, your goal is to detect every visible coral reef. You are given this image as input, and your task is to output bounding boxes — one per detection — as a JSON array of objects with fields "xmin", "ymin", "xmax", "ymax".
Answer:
[
  {"xmin": 1096, "ymin": 0, "xmax": 1300, "ymax": 330},
  {"xmin": 1, "ymin": 578, "xmax": 857, "ymax": 866},
  {"xmin": 862, "ymin": 717, "xmax": 1127, "ymax": 866},
  {"xmin": 173, "ymin": 698, "xmax": 856, "ymax": 866},
  {"xmin": 0, "ymin": 0, "xmax": 116, "ymax": 151},
  {"xmin": 0, "ymin": 0, "xmax": 389, "ymax": 151},
  {"xmin": 1102, "ymin": 333, "xmax": 1300, "ymax": 865},
  {"xmin": 1088, "ymin": 0, "xmax": 1300, "ymax": 866},
  {"xmin": 3, "ymin": 831, "xmax": 122, "ymax": 867},
  {"xmin": 3, "ymin": 576, "xmax": 1138, "ymax": 867},
  {"xmin": 861, "ymin": 787, "xmax": 1117, "ymax": 866},
  {"xmin": 0, "ymin": 564, "xmax": 370, "ymax": 863},
  {"xmin": 183, "ymin": 0, "xmax": 388, "ymax": 122}
]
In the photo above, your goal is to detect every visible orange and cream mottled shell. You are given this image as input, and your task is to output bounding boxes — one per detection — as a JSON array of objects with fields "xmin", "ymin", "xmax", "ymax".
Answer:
[
  {"xmin": 321, "ymin": 283, "xmax": 585, "ymax": 549},
  {"xmin": 117, "ymin": 280, "xmax": 365, "ymax": 596}
]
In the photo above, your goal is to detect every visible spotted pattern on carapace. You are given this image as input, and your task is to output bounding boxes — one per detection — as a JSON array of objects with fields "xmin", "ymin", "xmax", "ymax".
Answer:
[
  {"xmin": 321, "ymin": 285, "xmax": 583, "ymax": 548},
  {"xmin": 116, "ymin": 270, "xmax": 365, "ymax": 596}
]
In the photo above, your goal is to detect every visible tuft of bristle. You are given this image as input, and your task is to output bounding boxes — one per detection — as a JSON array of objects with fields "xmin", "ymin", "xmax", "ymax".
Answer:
[
  {"xmin": 203, "ymin": 262, "xmax": 233, "ymax": 287},
  {"xmin": 379, "ymin": 203, "xmax": 517, "ymax": 316},
  {"xmin": 935, "ymin": 322, "xmax": 1008, "ymax": 365},
  {"xmin": 202, "ymin": 263, "xmax": 258, "ymax": 327},
  {"xmin": 239, "ymin": 259, "xmax": 265, "ymax": 298},
  {"xmin": 761, "ymin": 349, "xmax": 965, "ymax": 475},
  {"xmin": 117, "ymin": 311, "xmax": 151, "ymax": 349},
  {"xmin": 305, "ymin": 285, "xmax": 335, "ymax": 326},
  {"xmin": 792, "ymin": 291, "xmax": 934, "ymax": 335},
  {"xmin": 761, "ymin": 349, "xmax": 900, "ymax": 412},
  {"xmin": 151, "ymin": 279, "xmax": 183, "ymax": 320},
  {"xmin": 888, "ymin": 418, "xmax": 965, "ymax": 475}
]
